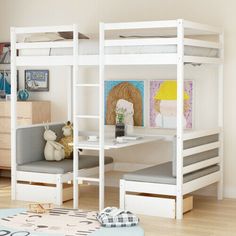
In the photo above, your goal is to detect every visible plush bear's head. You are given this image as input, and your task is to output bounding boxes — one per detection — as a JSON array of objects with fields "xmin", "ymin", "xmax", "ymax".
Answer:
[
  {"xmin": 44, "ymin": 125, "xmax": 57, "ymax": 141},
  {"xmin": 62, "ymin": 121, "xmax": 73, "ymax": 137}
]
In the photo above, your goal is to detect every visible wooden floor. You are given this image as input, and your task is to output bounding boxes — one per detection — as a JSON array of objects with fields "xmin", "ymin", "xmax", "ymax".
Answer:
[{"xmin": 1, "ymin": 177, "xmax": 236, "ymax": 236}]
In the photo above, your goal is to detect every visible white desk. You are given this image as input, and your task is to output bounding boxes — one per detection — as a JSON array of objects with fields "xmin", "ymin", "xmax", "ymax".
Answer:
[
  {"xmin": 76, "ymin": 135, "xmax": 165, "ymax": 150},
  {"xmin": 73, "ymin": 134, "xmax": 173, "ymax": 210}
]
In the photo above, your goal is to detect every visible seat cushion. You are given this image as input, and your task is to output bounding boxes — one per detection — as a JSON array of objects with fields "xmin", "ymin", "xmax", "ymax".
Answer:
[
  {"xmin": 17, "ymin": 155, "xmax": 113, "ymax": 174},
  {"xmin": 123, "ymin": 162, "xmax": 220, "ymax": 185}
]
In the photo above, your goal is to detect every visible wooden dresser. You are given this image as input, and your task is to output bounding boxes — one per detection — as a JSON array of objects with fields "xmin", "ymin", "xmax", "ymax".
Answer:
[{"xmin": 0, "ymin": 101, "xmax": 51, "ymax": 169}]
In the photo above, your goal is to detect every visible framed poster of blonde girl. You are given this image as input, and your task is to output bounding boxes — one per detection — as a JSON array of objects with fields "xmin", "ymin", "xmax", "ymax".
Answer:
[{"xmin": 149, "ymin": 80, "xmax": 193, "ymax": 129}]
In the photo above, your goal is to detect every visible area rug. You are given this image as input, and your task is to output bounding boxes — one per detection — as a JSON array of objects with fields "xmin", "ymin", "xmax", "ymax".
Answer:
[{"xmin": 0, "ymin": 208, "xmax": 100, "ymax": 236}]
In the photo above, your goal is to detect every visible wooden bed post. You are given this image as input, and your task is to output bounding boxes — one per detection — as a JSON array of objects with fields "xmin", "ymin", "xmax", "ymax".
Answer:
[
  {"xmin": 217, "ymin": 31, "xmax": 224, "ymax": 200},
  {"xmin": 10, "ymin": 27, "xmax": 17, "ymax": 200},
  {"xmin": 176, "ymin": 19, "xmax": 184, "ymax": 220}
]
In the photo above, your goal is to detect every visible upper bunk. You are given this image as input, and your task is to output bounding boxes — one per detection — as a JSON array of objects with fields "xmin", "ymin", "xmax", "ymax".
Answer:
[{"xmin": 12, "ymin": 19, "xmax": 224, "ymax": 67}]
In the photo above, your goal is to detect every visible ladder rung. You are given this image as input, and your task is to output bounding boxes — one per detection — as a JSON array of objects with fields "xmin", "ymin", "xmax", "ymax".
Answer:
[
  {"xmin": 76, "ymin": 115, "xmax": 100, "ymax": 119},
  {"xmin": 77, "ymin": 177, "xmax": 100, "ymax": 182},
  {"xmin": 76, "ymin": 84, "xmax": 100, "ymax": 87}
]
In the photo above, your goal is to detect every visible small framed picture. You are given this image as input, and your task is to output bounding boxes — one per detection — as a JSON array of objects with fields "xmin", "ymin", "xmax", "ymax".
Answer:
[
  {"xmin": 25, "ymin": 70, "xmax": 49, "ymax": 92},
  {"xmin": 0, "ymin": 70, "xmax": 19, "ymax": 99}
]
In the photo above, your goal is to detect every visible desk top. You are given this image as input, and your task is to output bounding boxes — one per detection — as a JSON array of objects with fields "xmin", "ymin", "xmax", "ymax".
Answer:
[{"xmin": 75, "ymin": 135, "xmax": 166, "ymax": 150}]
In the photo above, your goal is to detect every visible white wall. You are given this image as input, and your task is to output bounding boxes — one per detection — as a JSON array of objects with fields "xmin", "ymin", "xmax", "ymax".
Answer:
[{"xmin": 1, "ymin": 0, "xmax": 236, "ymax": 198}]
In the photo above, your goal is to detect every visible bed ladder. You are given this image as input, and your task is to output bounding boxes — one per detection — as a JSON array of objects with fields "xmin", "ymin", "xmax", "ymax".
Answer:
[{"xmin": 73, "ymin": 24, "xmax": 105, "ymax": 211}]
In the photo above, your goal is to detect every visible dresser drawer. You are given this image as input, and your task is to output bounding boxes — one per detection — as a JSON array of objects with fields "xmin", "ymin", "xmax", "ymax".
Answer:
[
  {"xmin": 17, "ymin": 102, "xmax": 32, "ymax": 118},
  {"xmin": 0, "ymin": 102, "xmax": 10, "ymax": 117},
  {"xmin": 0, "ymin": 149, "xmax": 11, "ymax": 168},
  {"xmin": 0, "ymin": 101, "xmax": 32, "ymax": 118},
  {"xmin": 0, "ymin": 118, "xmax": 33, "ymax": 132},
  {"xmin": 0, "ymin": 134, "xmax": 11, "ymax": 149},
  {"xmin": 0, "ymin": 118, "xmax": 11, "ymax": 133}
]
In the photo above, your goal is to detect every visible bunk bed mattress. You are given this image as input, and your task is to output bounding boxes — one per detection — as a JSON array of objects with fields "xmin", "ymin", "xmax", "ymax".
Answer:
[
  {"xmin": 21, "ymin": 40, "xmax": 219, "ymax": 57},
  {"xmin": 17, "ymin": 155, "xmax": 113, "ymax": 174},
  {"xmin": 123, "ymin": 161, "xmax": 220, "ymax": 185}
]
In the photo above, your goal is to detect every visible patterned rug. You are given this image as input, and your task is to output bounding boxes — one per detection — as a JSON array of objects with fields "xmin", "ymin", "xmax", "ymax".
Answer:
[{"xmin": 0, "ymin": 208, "xmax": 100, "ymax": 236}]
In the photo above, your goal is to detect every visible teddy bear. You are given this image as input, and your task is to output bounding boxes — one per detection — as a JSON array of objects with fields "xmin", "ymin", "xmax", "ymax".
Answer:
[{"xmin": 59, "ymin": 121, "xmax": 73, "ymax": 158}]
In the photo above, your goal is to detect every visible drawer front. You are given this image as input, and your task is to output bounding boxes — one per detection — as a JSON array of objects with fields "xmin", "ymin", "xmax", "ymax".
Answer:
[
  {"xmin": 0, "ymin": 101, "xmax": 32, "ymax": 118},
  {"xmin": 0, "ymin": 102, "xmax": 10, "ymax": 117},
  {"xmin": 0, "ymin": 149, "xmax": 11, "ymax": 168},
  {"xmin": 0, "ymin": 118, "xmax": 32, "ymax": 133},
  {"xmin": 17, "ymin": 118, "xmax": 32, "ymax": 126},
  {"xmin": 32, "ymin": 102, "xmax": 51, "ymax": 124},
  {"xmin": 0, "ymin": 118, "xmax": 11, "ymax": 133},
  {"xmin": 0, "ymin": 134, "xmax": 11, "ymax": 149},
  {"xmin": 125, "ymin": 194, "xmax": 176, "ymax": 218},
  {"xmin": 17, "ymin": 102, "xmax": 32, "ymax": 118}
]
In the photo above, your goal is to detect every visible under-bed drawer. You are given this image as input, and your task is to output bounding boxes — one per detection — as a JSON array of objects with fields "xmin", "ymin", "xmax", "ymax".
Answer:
[{"xmin": 125, "ymin": 194, "xmax": 193, "ymax": 218}]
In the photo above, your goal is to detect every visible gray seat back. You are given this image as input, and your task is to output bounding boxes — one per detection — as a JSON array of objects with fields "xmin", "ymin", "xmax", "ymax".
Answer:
[
  {"xmin": 16, "ymin": 123, "xmax": 64, "ymax": 165},
  {"xmin": 172, "ymin": 134, "xmax": 219, "ymax": 177}
]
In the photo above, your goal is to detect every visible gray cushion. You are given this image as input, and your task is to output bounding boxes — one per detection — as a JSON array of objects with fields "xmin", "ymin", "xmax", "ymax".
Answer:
[
  {"xmin": 172, "ymin": 134, "xmax": 219, "ymax": 177},
  {"xmin": 17, "ymin": 155, "xmax": 113, "ymax": 174},
  {"xmin": 123, "ymin": 162, "xmax": 220, "ymax": 185},
  {"xmin": 16, "ymin": 123, "xmax": 64, "ymax": 165}
]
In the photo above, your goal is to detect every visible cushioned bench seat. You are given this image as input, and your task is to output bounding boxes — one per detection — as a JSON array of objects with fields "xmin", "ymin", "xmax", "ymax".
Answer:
[
  {"xmin": 123, "ymin": 162, "xmax": 220, "ymax": 185},
  {"xmin": 17, "ymin": 155, "xmax": 113, "ymax": 174}
]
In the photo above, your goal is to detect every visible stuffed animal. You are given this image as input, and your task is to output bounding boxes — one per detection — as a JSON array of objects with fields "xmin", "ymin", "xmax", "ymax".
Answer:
[
  {"xmin": 44, "ymin": 125, "xmax": 65, "ymax": 161},
  {"xmin": 59, "ymin": 121, "xmax": 73, "ymax": 158}
]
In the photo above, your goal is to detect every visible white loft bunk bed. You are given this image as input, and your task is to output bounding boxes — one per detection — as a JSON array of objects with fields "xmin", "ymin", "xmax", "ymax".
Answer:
[{"xmin": 10, "ymin": 19, "xmax": 223, "ymax": 220}]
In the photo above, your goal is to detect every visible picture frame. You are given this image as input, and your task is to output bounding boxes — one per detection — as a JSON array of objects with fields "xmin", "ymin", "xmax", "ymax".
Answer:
[
  {"xmin": 104, "ymin": 80, "xmax": 145, "ymax": 127},
  {"xmin": 25, "ymin": 70, "xmax": 49, "ymax": 92},
  {"xmin": 0, "ymin": 70, "xmax": 19, "ymax": 99},
  {"xmin": 149, "ymin": 79, "xmax": 194, "ymax": 129},
  {"xmin": 0, "ymin": 43, "xmax": 11, "ymax": 64}
]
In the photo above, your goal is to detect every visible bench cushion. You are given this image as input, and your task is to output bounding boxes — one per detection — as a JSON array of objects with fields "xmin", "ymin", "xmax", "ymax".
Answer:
[
  {"xmin": 123, "ymin": 162, "xmax": 219, "ymax": 185},
  {"xmin": 17, "ymin": 155, "xmax": 113, "ymax": 174}
]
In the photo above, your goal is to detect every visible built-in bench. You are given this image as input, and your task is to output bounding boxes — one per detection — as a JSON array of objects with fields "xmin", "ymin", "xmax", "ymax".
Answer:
[
  {"xmin": 17, "ymin": 156, "xmax": 113, "ymax": 174},
  {"xmin": 123, "ymin": 161, "xmax": 219, "ymax": 185},
  {"xmin": 15, "ymin": 123, "xmax": 114, "ymax": 205},
  {"xmin": 120, "ymin": 130, "xmax": 222, "ymax": 219}
]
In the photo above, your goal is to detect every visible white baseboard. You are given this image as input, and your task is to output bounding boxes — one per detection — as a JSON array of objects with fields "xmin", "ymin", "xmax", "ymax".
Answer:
[{"xmin": 224, "ymin": 187, "xmax": 236, "ymax": 199}]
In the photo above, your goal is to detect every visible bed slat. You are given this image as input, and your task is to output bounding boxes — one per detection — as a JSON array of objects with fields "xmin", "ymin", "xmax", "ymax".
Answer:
[
  {"xmin": 183, "ymin": 141, "xmax": 220, "ymax": 157},
  {"xmin": 183, "ymin": 156, "xmax": 220, "ymax": 174}
]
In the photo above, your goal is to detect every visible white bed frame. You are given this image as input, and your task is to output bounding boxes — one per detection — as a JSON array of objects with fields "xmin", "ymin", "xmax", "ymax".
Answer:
[{"xmin": 10, "ymin": 19, "xmax": 224, "ymax": 219}]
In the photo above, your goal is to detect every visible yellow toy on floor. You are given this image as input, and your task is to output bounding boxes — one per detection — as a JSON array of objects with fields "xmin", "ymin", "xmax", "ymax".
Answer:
[
  {"xmin": 59, "ymin": 121, "xmax": 73, "ymax": 158},
  {"xmin": 28, "ymin": 203, "xmax": 53, "ymax": 214}
]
